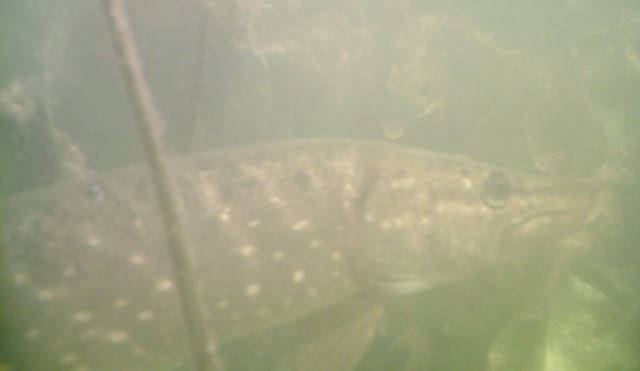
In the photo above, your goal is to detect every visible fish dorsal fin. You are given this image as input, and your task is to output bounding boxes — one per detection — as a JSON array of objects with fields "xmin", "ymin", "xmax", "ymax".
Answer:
[{"xmin": 268, "ymin": 295, "xmax": 385, "ymax": 371}]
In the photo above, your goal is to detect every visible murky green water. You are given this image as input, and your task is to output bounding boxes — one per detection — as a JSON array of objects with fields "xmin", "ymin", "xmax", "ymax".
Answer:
[{"xmin": 1, "ymin": 1, "xmax": 639, "ymax": 370}]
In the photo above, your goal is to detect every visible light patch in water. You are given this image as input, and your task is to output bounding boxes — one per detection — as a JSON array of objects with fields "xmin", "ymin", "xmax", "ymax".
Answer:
[
  {"xmin": 60, "ymin": 353, "xmax": 78, "ymax": 364},
  {"xmin": 86, "ymin": 234, "xmax": 100, "ymax": 246},
  {"xmin": 331, "ymin": 251, "xmax": 343, "ymax": 261},
  {"xmin": 89, "ymin": 185, "xmax": 106, "ymax": 203},
  {"xmin": 113, "ymin": 298, "xmax": 128, "ymax": 308},
  {"xmin": 269, "ymin": 196, "xmax": 280, "ymax": 204},
  {"xmin": 309, "ymin": 239, "xmax": 322, "ymax": 248},
  {"xmin": 219, "ymin": 207, "xmax": 231, "ymax": 222},
  {"xmin": 156, "ymin": 279, "xmax": 173, "ymax": 291},
  {"xmin": 256, "ymin": 307, "xmax": 271, "ymax": 317},
  {"xmin": 201, "ymin": 187, "xmax": 217, "ymax": 209},
  {"xmin": 248, "ymin": 219, "xmax": 261, "ymax": 228},
  {"xmin": 272, "ymin": 251, "xmax": 285, "ymax": 260},
  {"xmin": 137, "ymin": 311, "xmax": 155, "ymax": 322},
  {"xmin": 346, "ymin": 181, "xmax": 356, "ymax": 191},
  {"xmin": 307, "ymin": 286, "xmax": 319, "ymax": 298},
  {"xmin": 291, "ymin": 219, "xmax": 310, "ymax": 231},
  {"xmin": 292, "ymin": 270, "xmax": 305, "ymax": 283},
  {"xmin": 391, "ymin": 177, "xmax": 416, "ymax": 189},
  {"xmin": 25, "ymin": 328, "xmax": 41, "ymax": 340},
  {"xmin": 36, "ymin": 289, "xmax": 56, "ymax": 301},
  {"xmin": 216, "ymin": 299, "xmax": 229, "ymax": 309},
  {"xmin": 72, "ymin": 311, "xmax": 93, "ymax": 323},
  {"xmin": 14, "ymin": 272, "xmax": 28, "ymax": 284},
  {"xmin": 239, "ymin": 245, "xmax": 255, "ymax": 257},
  {"xmin": 63, "ymin": 266, "xmax": 77, "ymax": 277},
  {"xmin": 133, "ymin": 218, "xmax": 144, "ymax": 228},
  {"xmin": 365, "ymin": 214, "xmax": 374, "ymax": 222},
  {"xmin": 463, "ymin": 178, "xmax": 473, "ymax": 189},
  {"xmin": 283, "ymin": 298, "xmax": 293, "ymax": 309},
  {"xmin": 106, "ymin": 330, "xmax": 130, "ymax": 344},
  {"xmin": 128, "ymin": 253, "xmax": 145, "ymax": 265},
  {"xmin": 245, "ymin": 284, "xmax": 261, "ymax": 297}
]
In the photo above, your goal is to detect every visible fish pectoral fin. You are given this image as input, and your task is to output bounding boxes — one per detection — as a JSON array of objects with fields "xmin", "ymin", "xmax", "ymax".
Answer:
[{"xmin": 269, "ymin": 295, "xmax": 384, "ymax": 371}]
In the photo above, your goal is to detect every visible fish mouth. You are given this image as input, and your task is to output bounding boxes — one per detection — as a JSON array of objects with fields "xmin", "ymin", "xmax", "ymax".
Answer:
[{"xmin": 505, "ymin": 186, "xmax": 603, "ymax": 243}]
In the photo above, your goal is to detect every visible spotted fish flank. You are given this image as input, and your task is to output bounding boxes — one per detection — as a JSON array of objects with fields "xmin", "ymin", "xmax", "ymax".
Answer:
[{"xmin": 0, "ymin": 139, "xmax": 601, "ymax": 370}]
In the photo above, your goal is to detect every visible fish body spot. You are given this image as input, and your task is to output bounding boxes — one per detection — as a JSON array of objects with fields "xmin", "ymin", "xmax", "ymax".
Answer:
[
  {"xmin": 86, "ymin": 234, "xmax": 100, "ymax": 246},
  {"xmin": 396, "ymin": 177, "xmax": 417, "ymax": 189},
  {"xmin": 202, "ymin": 188, "xmax": 217, "ymax": 209},
  {"xmin": 128, "ymin": 253, "xmax": 145, "ymax": 265},
  {"xmin": 72, "ymin": 311, "xmax": 93, "ymax": 323},
  {"xmin": 25, "ymin": 328, "xmax": 41, "ymax": 340},
  {"xmin": 269, "ymin": 196, "xmax": 280, "ymax": 204},
  {"xmin": 216, "ymin": 299, "xmax": 229, "ymax": 309},
  {"xmin": 133, "ymin": 218, "xmax": 144, "ymax": 228},
  {"xmin": 393, "ymin": 218, "xmax": 405, "ymax": 227},
  {"xmin": 256, "ymin": 307, "xmax": 271, "ymax": 317},
  {"xmin": 345, "ymin": 183, "xmax": 354, "ymax": 193},
  {"xmin": 463, "ymin": 178, "xmax": 473, "ymax": 189},
  {"xmin": 137, "ymin": 311, "xmax": 155, "ymax": 322},
  {"xmin": 245, "ymin": 284, "xmax": 261, "ymax": 297},
  {"xmin": 14, "ymin": 272, "xmax": 28, "ymax": 284},
  {"xmin": 306, "ymin": 286, "xmax": 319, "ymax": 298},
  {"xmin": 292, "ymin": 270, "xmax": 305, "ymax": 283},
  {"xmin": 292, "ymin": 219, "xmax": 310, "ymax": 231},
  {"xmin": 219, "ymin": 207, "xmax": 231, "ymax": 222},
  {"xmin": 283, "ymin": 298, "xmax": 293, "ymax": 309},
  {"xmin": 63, "ymin": 266, "xmax": 77, "ymax": 277},
  {"xmin": 36, "ymin": 289, "xmax": 56, "ymax": 301},
  {"xmin": 156, "ymin": 279, "xmax": 173, "ymax": 292},
  {"xmin": 60, "ymin": 354, "xmax": 79, "ymax": 364},
  {"xmin": 106, "ymin": 330, "xmax": 130, "ymax": 344},
  {"xmin": 113, "ymin": 298, "xmax": 128, "ymax": 308},
  {"xmin": 89, "ymin": 185, "xmax": 106, "ymax": 203},
  {"xmin": 239, "ymin": 245, "xmax": 255, "ymax": 257}
]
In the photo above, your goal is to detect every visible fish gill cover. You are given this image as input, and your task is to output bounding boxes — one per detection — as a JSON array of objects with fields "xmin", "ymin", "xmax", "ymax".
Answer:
[{"xmin": 0, "ymin": 0, "xmax": 639, "ymax": 370}]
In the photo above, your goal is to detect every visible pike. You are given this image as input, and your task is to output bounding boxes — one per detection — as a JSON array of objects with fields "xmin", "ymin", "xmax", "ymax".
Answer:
[{"xmin": 0, "ymin": 139, "xmax": 601, "ymax": 370}]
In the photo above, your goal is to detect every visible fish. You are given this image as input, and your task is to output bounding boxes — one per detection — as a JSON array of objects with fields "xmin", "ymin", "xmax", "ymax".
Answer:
[{"xmin": 0, "ymin": 139, "xmax": 601, "ymax": 370}]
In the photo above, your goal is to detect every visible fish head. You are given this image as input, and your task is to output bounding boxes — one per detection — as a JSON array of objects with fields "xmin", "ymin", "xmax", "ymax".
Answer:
[
  {"xmin": 353, "ymin": 150, "xmax": 603, "ymax": 294},
  {"xmin": 476, "ymin": 168, "xmax": 603, "ymax": 254}
]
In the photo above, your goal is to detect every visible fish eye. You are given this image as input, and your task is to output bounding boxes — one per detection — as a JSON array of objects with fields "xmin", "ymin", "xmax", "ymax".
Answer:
[{"xmin": 483, "ymin": 170, "xmax": 512, "ymax": 208}]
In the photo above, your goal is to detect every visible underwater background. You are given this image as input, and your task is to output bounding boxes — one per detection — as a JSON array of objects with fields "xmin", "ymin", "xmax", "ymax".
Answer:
[{"xmin": 1, "ymin": 0, "xmax": 639, "ymax": 370}]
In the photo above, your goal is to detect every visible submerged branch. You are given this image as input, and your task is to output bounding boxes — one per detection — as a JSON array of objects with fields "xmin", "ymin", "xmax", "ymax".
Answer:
[{"xmin": 100, "ymin": 1, "xmax": 224, "ymax": 370}]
